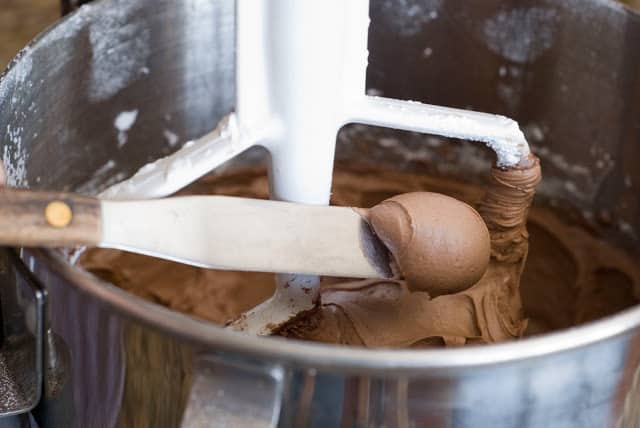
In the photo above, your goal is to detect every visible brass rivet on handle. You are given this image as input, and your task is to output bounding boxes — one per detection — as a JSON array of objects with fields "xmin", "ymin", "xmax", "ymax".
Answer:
[{"xmin": 45, "ymin": 201, "xmax": 72, "ymax": 228}]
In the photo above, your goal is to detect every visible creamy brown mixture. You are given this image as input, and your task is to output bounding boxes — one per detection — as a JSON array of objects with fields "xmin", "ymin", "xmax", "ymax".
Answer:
[
  {"xmin": 79, "ymin": 162, "xmax": 640, "ymax": 347},
  {"xmin": 277, "ymin": 155, "xmax": 541, "ymax": 346},
  {"xmin": 365, "ymin": 191, "xmax": 490, "ymax": 296}
]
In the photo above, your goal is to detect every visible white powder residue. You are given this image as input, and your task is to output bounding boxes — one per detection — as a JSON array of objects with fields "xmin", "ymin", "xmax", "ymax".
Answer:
[
  {"xmin": 115, "ymin": 110, "xmax": 138, "ymax": 131},
  {"xmin": 379, "ymin": 137, "xmax": 400, "ymax": 148},
  {"xmin": 95, "ymin": 159, "xmax": 117, "ymax": 176},
  {"xmin": 0, "ymin": 50, "xmax": 33, "ymax": 106},
  {"xmin": 523, "ymin": 123, "xmax": 545, "ymax": 143},
  {"xmin": 38, "ymin": 3, "xmax": 94, "ymax": 47},
  {"xmin": 530, "ymin": 135, "xmax": 611, "ymax": 206},
  {"xmin": 3, "ymin": 125, "xmax": 29, "ymax": 187},
  {"xmin": 88, "ymin": 1, "xmax": 150, "ymax": 102},
  {"xmin": 380, "ymin": 0, "xmax": 443, "ymax": 36},
  {"xmin": 537, "ymin": 147, "xmax": 591, "ymax": 178},
  {"xmin": 625, "ymin": 175, "xmax": 633, "ymax": 189},
  {"xmin": 619, "ymin": 221, "xmax": 636, "ymax": 238},
  {"xmin": 484, "ymin": 7, "xmax": 558, "ymax": 63},
  {"xmin": 11, "ymin": 54, "xmax": 32, "ymax": 87},
  {"xmin": 114, "ymin": 110, "xmax": 138, "ymax": 147},
  {"xmin": 75, "ymin": 160, "xmax": 124, "ymax": 195},
  {"xmin": 354, "ymin": 96, "xmax": 530, "ymax": 167},
  {"xmin": 163, "ymin": 130, "xmax": 180, "ymax": 147},
  {"xmin": 101, "ymin": 114, "xmax": 256, "ymax": 200},
  {"xmin": 497, "ymin": 82, "xmax": 522, "ymax": 112},
  {"xmin": 0, "ymin": 77, "xmax": 10, "ymax": 105}
]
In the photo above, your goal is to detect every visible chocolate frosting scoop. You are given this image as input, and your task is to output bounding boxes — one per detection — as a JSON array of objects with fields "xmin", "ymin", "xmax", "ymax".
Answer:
[{"xmin": 367, "ymin": 192, "xmax": 491, "ymax": 296}]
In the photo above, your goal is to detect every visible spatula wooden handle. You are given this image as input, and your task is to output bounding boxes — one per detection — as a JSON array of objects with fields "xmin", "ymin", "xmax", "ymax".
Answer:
[{"xmin": 0, "ymin": 189, "xmax": 101, "ymax": 247}]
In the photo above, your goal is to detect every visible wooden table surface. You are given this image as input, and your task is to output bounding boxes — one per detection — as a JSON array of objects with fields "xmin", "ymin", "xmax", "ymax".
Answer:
[{"xmin": 0, "ymin": 0, "xmax": 58, "ymax": 69}]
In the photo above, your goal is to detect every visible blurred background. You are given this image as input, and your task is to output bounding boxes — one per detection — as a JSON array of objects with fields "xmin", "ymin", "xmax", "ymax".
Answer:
[
  {"xmin": 0, "ymin": 0, "xmax": 58, "ymax": 67},
  {"xmin": 1, "ymin": 0, "xmax": 640, "ymax": 71}
]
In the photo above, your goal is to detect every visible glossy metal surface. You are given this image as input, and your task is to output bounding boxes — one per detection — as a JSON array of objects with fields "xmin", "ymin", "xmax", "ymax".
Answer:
[{"xmin": 1, "ymin": 0, "xmax": 640, "ymax": 426}]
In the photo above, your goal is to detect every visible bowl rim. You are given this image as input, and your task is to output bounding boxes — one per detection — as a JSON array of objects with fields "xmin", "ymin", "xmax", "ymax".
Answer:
[{"xmin": 32, "ymin": 246, "xmax": 640, "ymax": 374}]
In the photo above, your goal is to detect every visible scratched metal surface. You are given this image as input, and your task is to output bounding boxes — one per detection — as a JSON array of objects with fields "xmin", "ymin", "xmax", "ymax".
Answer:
[{"xmin": 1, "ymin": 0, "xmax": 638, "ymax": 68}]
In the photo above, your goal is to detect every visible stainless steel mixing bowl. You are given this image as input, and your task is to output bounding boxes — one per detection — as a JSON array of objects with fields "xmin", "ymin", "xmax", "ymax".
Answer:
[{"xmin": 1, "ymin": 0, "xmax": 640, "ymax": 426}]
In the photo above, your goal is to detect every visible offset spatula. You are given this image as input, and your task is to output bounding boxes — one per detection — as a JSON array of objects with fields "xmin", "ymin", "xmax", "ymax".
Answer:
[{"xmin": 0, "ymin": 189, "xmax": 393, "ymax": 280}]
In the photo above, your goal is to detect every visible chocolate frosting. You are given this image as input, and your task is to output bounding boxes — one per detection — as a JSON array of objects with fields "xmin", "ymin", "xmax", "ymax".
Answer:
[
  {"xmin": 277, "ymin": 156, "xmax": 542, "ymax": 346},
  {"xmin": 367, "ymin": 192, "xmax": 490, "ymax": 296},
  {"xmin": 79, "ymin": 162, "xmax": 640, "ymax": 349}
]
